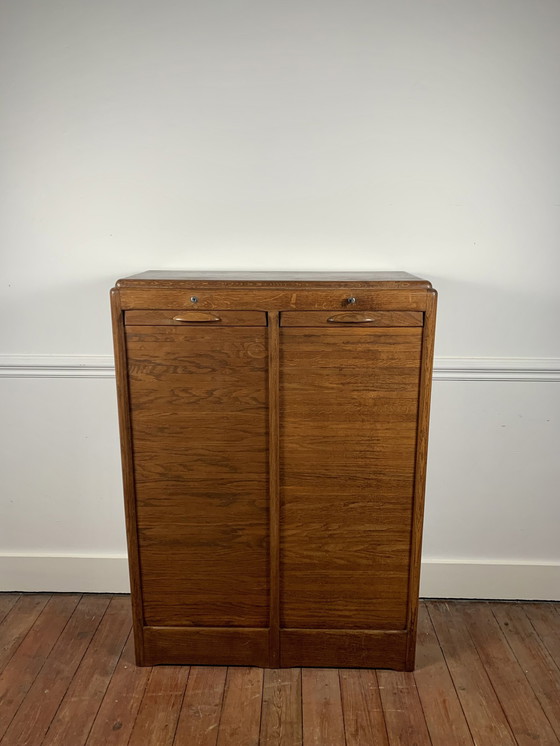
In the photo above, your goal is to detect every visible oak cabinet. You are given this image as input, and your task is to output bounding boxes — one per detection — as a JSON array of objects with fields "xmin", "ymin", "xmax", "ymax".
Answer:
[{"xmin": 111, "ymin": 272, "xmax": 437, "ymax": 670}]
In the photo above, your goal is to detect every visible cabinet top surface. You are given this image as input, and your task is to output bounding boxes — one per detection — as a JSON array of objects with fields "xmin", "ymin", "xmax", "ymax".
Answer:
[{"xmin": 116, "ymin": 270, "xmax": 432, "ymax": 288}]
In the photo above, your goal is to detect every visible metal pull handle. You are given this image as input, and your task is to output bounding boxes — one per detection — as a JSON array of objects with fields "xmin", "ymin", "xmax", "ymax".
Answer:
[
  {"xmin": 327, "ymin": 312, "xmax": 376, "ymax": 323},
  {"xmin": 172, "ymin": 312, "xmax": 222, "ymax": 323}
]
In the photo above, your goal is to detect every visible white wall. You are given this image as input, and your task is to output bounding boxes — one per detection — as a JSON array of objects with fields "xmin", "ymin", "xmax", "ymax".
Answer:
[{"xmin": 1, "ymin": 0, "xmax": 559, "ymax": 597}]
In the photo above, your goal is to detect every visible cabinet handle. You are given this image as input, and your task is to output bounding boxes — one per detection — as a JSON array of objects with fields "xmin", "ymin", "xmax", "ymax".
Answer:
[
  {"xmin": 172, "ymin": 312, "xmax": 222, "ymax": 323},
  {"xmin": 327, "ymin": 312, "xmax": 376, "ymax": 323}
]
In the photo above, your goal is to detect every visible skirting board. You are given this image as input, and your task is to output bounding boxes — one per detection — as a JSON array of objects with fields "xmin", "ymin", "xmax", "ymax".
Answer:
[
  {"xmin": 1, "ymin": 555, "xmax": 559, "ymax": 600},
  {"xmin": 419, "ymin": 559, "xmax": 560, "ymax": 601},
  {"xmin": 0, "ymin": 555, "xmax": 131, "ymax": 594}
]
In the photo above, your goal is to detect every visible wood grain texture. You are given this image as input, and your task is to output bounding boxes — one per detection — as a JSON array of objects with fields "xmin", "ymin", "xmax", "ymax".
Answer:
[
  {"xmin": 377, "ymin": 669, "xmax": 432, "ymax": 746},
  {"xmin": 1, "ymin": 596, "xmax": 560, "ymax": 746},
  {"xmin": 142, "ymin": 627, "xmax": 269, "ymax": 667},
  {"xmin": 462, "ymin": 602, "xmax": 558, "ymax": 746},
  {"xmin": 126, "ymin": 325, "xmax": 269, "ymax": 630},
  {"xmin": 174, "ymin": 666, "xmax": 227, "ymax": 746},
  {"xmin": 127, "ymin": 665, "xmax": 189, "ymax": 746},
  {"xmin": 3, "ymin": 595, "xmax": 110, "ymax": 746},
  {"xmin": 260, "ymin": 668, "xmax": 302, "ymax": 746},
  {"xmin": 405, "ymin": 288, "xmax": 437, "ymax": 669},
  {"xmin": 41, "ymin": 595, "xmax": 131, "ymax": 746},
  {"xmin": 302, "ymin": 669, "xmax": 345, "ymax": 746},
  {"xmin": 0, "ymin": 594, "xmax": 79, "ymax": 739},
  {"xmin": 217, "ymin": 667, "xmax": 264, "ymax": 746},
  {"xmin": 117, "ymin": 270, "xmax": 432, "ymax": 287},
  {"xmin": 0, "ymin": 596, "xmax": 19, "ymax": 626},
  {"xmin": 428, "ymin": 601, "xmax": 517, "ymax": 746},
  {"xmin": 523, "ymin": 602, "xmax": 560, "ymax": 665},
  {"xmin": 493, "ymin": 602, "xmax": 560, "ymax": 740},
  {"xmin": 280, "ymin": 630, "xmax": 408, "ymax": 669},
  {"xmin": 86, "ymin": 630, "xmax": 151, "ymax": 746},
  {"xmin": 413, "ymin": 603, "xmax": 474, "ymax": 746},
  {"xmin": 281, "ymin": 310, "xmax": 423, "ymax": 327},
  {"xmin": 111, "ymin": 289, "xmax": 145, "ymax": 665},
  {"xmin": 280, "ymin": 326, "xmax": 422, "ymax": 632},
  {"xmin": 0, "ymin": 594, "xmax": 50, "ymax": 670},
  {"xmin": 117, "ymin": 288, "xmax": 430, "ymax": 312},
  {"xmin": 125, "ymin": 309, "xmax": 267, "ymax": 326},
  {"xmin": 268, "ymin": 312, "xmax": 281, "ymax": 666},
  {"xmin": 112, "ymin": 274, "xmax": 436, "ymax": 670},
  {"xmin": 339, "ymin": 669, "xmax": 389, "ymax": 746}
]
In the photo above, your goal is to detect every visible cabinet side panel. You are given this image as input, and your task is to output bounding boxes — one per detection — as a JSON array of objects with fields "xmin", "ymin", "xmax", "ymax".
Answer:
[
  {"xmin": 405, "ymin": 289, "xmax": 437, "ymax": 669},
  {"xmin": 125, "ymin": 325, "xmax": 269, "ymax": 628},
  {"xmin": 267, "ymin": 312, "xmax": 281, "ymax": 665},
  {"xmin": 111, "ymin": 289, "xmax": 145, "ymax": 663},
  {"xmin": 280, "ymin": 326, "xmax": 422, "ymax": 630}
]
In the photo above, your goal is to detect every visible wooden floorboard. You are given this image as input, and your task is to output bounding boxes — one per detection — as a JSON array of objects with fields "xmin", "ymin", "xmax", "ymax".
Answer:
[
  {"xmin": 523, "ymin": 602, "xmax": 560, "ymax": 668},
  {"xmin": 413, "ymin": 602, "xmax": 473, "ymax": 746},
  {"xmin": 217, "ymin": 667, "xmax": 264, "ymax": 746},
  {"xmin": 377, "ymin": 668, "xmax": 432, "ymax": 746},
  {"xmin": 174, "ymin": 666, "xmax": 227, "ymax": 746},
  {"xmin": 463, "ymin": 601, "xmax": 559, "ymax": 745},
  {"xmin": 0, "ymin": 594, "xmax": 80, "ymax": 741},
  {"xmin": 127, "ymin": 665, "xmax": 189, "ymax": 746},
  {"xmin": 3, "ymin": 594, "xmax": 110, "ymax": 746},
  {"xmin": 301, "ymin": 669, "xmax": 345, "ymax": 746},
  {"xmin": 339, "ymin": 668, "xmax": 388, "ymax": 746},
  {"xmin": 41, "ymin": 595, "xmax": 131, "ymax": 746},
  {"xmin": 0, "ymin": 594, "xmax": 51, "ymax": 671},
  {"xmin": 0, "ymin": 595, "xmax": 559, "ymax": 746},
  {"xmin": 493, "ymin": 602, "xmax": 560, "ymax": 742},
  {"xmin": 86, "ymin": 628, "xmax": 151, "ymax": 746},
  {"xmin": 428, "ymin": 600, "xmax": 518, "ymax": 746},
  {"xmin": 260, "ymin": 668, "xmax": 302, "ymax": 746},
  {"xmin": 0, "ymin": 596, "xmax": 20, "ymax": 626}
]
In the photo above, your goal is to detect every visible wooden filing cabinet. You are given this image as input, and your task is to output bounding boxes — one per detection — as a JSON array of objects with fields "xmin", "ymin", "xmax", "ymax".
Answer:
[{"xmin": 111, "ymin": 271, "xmax": 437, "ymax": 670}]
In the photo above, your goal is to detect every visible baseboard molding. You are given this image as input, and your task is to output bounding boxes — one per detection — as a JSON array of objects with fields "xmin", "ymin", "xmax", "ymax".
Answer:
[
  {"xmin": 1, "ymin": 555, "xmax": 559, "ymax": 599},
  {"xmin": 0, "ymin": 555, "xmax": 131, "ymax": 593},
  {"xmin": 420, "ymin": 559, "xmax": 560, "ymax": 600},
  {"xmin": 1, "ymin": 354, "xmax": 560, "ymax": 382}
]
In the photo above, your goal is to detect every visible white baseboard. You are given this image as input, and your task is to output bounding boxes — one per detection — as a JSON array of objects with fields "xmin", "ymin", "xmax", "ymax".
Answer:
[
  {"xmin": 0, "ymin": 555, "xmax": 131, "ymax": 593},
  {"xmin": 420, "ymin": 559, "xmax": 560, "ymax": 600},
  {"xmin": 1, "ymin": 555, "xmax": 559, "ymax": 599}
]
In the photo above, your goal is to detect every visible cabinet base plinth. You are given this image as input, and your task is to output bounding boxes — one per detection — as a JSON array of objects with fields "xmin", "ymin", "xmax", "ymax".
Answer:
[
  {"xmin": 280, "ymin": 629, "xmax": 410, "ymax": 670},
  {"xmin": 139, "ymin": 626, "xmax": 411, "ymax": 670},
  {"xmin": 142, "ymin": 626, "xmax": 271, "ymax": 667}
]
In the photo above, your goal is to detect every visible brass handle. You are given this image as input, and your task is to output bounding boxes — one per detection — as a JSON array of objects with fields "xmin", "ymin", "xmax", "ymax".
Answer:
[
  {"xmin": 172, "ymin": 312, "xmax": 221, "ymax": 323},
  {"xmin": 327, "ymin": 312, "xmax": 376, "ymax": 323}
]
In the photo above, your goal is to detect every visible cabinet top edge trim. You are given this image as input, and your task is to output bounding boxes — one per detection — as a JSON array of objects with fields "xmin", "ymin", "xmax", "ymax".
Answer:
[{"xmin": 115, "ymin": 271, "xmax": 432, "ymax": 288}]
